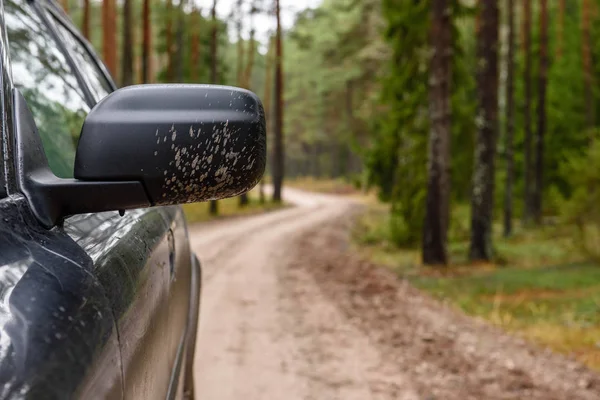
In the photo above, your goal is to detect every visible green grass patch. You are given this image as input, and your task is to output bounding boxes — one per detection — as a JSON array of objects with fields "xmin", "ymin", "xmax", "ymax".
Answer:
[
  {"xmin": 183, "ymin": 188, "xmax": 286, "ymax": 223},
  {"xmin": 353, "ymin": 202, "xmax": 600, "ymax": 370},
  {"xmin": 286, "ymin": 177, "xmax": 360, "ymax": 195}
]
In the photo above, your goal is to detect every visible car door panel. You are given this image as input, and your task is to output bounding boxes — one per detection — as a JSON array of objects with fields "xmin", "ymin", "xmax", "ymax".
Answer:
[
  {"xmin": 0, "ymin": 196, "xmax": 123, "ymax": 399},
  {"xmin": 65, "ymin": 206, "xmax": 192, "ymax": 400}
]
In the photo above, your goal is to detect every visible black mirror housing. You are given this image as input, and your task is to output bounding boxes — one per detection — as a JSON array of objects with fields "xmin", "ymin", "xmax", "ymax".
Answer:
[
  {"xmin": 13, "ymin": 85, "xmax": 266, "ymax": 228},
  {"xmin": 75, "ymin": 84, "xmax": 266, "ymax": 205}
]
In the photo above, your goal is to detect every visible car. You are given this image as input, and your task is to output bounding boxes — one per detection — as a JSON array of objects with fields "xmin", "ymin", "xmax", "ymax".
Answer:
[{"xmin": 0, "ymin": 0, "xmax": 266, "ymax": 398}]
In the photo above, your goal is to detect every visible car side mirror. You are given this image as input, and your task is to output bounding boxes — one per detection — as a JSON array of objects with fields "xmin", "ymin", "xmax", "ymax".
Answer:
[{"xmin": 13, "ymin": 85, "xmax": 266, "ymax": 228}]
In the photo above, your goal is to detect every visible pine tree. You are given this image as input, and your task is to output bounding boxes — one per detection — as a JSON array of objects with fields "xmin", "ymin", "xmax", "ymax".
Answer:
[
  {"xmin": 470, "ymin": 0, "xmax": 499, "ymax": 261},
  {"xmin": 165, "ymin": 0, "xmax": 174, "ymax": 82},
  {"xmin": 82, "ymin": 0, "xmax": 90, "ymax": 40},
  {"xmin": 583, "ymin": 0, "xmax": 594, "ymax": 129},
  {"xmin": 191, "ymin": 5, "xmax": 201, "ymax": 82},
  {"xmin": 174, "ymin": 0, "xmax": 186, "ymax": 82},
  {"xmin": 239, "ymin": 1, "xmax": 258, "ymax": 207},
  {"xmin": 272, "ymin": 0, "xmax": 285, "ymax": 202},
  {"xmin": 121, "ymin": 0, "xmax": 134, "ymax": 86},
  {"xmin": 423, "ymin": 0, "xmax": 452, "ymax": 265},
  {"xmin": 522, "ymin": 0, "xmax": 533, "ymax": 223},
  {"xmin": 557, "ymin": 0, "xmax": 565, "ymax": 58},
  {"xmin": 102, "ymin": 0, "xmax": 117, "ymax": 78},
  {"xmin": 532, "ymin": 0, "xmax": 548, "ymax": 224},
  {"xmin": 141, "ymin": 0, "xmax": 152, "ymax": 83},
  {"xmin": 503, "ymin": 0, "xmax": 515, "ymax": 237},
  {"xmin": 260, "ymin": 35, "xmax": 275, "ymax": 204},
  {"xmin": 209, "ymin": 0, "xmax": 219, "ymax": 216}
]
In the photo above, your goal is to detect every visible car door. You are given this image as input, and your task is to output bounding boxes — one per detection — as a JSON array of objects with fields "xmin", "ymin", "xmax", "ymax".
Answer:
[
  {"xmin": 0, "ymin": 0, "xmax": 123, "ymax": 398},
  {"xmin": 2, "ymin": 0, "xmax": 195, "ymax": 398}
]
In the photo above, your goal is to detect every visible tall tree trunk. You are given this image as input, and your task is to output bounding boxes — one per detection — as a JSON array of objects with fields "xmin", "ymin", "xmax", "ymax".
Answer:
[
  {"xmin": 533, "ymin": 0, "xmax": 548, "ymax": 224},
  {"xmin": 470, "ymin": 0, "xmax": 499, "ymax": 262},
  {"xmin": 166, "ymin": 0, "xmax": 174, "ymax": 82},
  {"xmin": 191, "ymin": 7, "xmax": 201, "ymax": 82},
  {"xmin": 236, "ymin": 0, "xmax": 247, "ymax": 207},
  {"xmin": 236, "ymin": 0, "xmax": 245, "ymax": 87},
  {"xmin": 522, "ymin": 0, "xmax": 533, "ymax": 224},
  {"xmin": 239, "ymin": 2, "xmax": 257, "ymax": 207},
  {"xmin": 583, "ymin": 0, "xmax": 595, "ymax": 130},
  {"xmin": 423, "ymin": 0, "xmax": 452, "ymax": 265},
  {"xmin": 344, "ymin": 80, "xmax": 354, "ymax": 177},
  {"xmin": 121, "ymin": 0, "xmax": 134, "ymax": 86},
  {"xmin": 209, "ymin": 0, "xmax": 219, "ymax": 215},
  {"xmin": 243, "ymin": 33, "xmax": 256, "ymax": 88},
  {"xmin": 82, "ymin": 0, "xmax": 90, "ymax": 40},
  {"xmin": 141, "ymin": 0, "xmax": 152, "ymax": 83},
  {"xmin": 175, "ymin": 0, "xmax": 186, "ymax": 82},
  {"xmin": 272, "ymin": 0, "xmax": 285, "ymax": 203},
  {"xmin": 259, "ymin": 36, "xmax": 275, "ymax": 204},
  {"xmin": 210, "ymin": 0, "xmax": 218, "ymax": 84},
  {"xmin": 503, "ymin": 0, "xmax": 515, "ymax": 237},
  {"xmin": 102, "ymin": 0, "xmax": 117, "ymax": 78},
  {"xmin": 557, "ymin": 0, "xmax": 565, "ymax": 58}
]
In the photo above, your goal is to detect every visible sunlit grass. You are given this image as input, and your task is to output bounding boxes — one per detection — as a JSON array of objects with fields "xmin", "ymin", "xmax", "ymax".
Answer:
[
  {"xmin": 352, "ymin": 202, "xmax": 600, "ymax": 371},
  {"xmin": 183, "ymin": 188, "xmax": 287, "ymax": 223},
  {"xmin": 286, "ymin": 176, "xmax": 360, "ymax": 195}
]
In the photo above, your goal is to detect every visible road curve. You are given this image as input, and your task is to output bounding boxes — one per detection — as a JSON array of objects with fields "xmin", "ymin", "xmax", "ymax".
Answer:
[
  {"xmin": 190, "ymin": 188, "xmax": 388, "ymax": 400},
  {"xmin": 190, "ymin": 188, "xmax": 600, "ymax": 400}
]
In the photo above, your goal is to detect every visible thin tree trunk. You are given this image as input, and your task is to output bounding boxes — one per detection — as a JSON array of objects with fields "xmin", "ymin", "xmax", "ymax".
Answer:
[
  {"xmin": 166, "ymin": 0, "xmax": 174, "ymax": 82},
  {"xmin": 243, "ymin": 33, "xmax": 256, "ymax": 88},
  {"xmin": 175, "ymin": 0, "xmax": 186, "ymax": 82},
  {"xmin": 522, "ymin": 0, "xmax": 533, "ymax": 224},
  {"xmin": 533, "ymin": 0, "xmax": 548, "ymax": 224},
  {"xmin": 121, "ymin": 0, "xmax": 134, "ymax": 86},
  {"xmin": 191, "ymin": 7, "xmax": 201, "ymax": 82},
  {"xmin": 236, "ymin": 0, "xmax": 245, "ymax": 87},
  {"xmin": 210, "ymin": 0, "xmax": 218, "ymax": 84},
  {"xmin": 209, "ymin": 0, "xmax": 219, "ymax": 215},
  {"xmin": 259, "ymin": 36, "xmax": 274, "ymax": 205},
  {"xmin": 236, "ymin": 0, "xmax": 249, "ymax": 207},
  {"xmin": 102, "ymin": 0, "xmax": 117, "ymax": 78},
  {"xmin": 239, "ymin": 2, "xmax": 258, "ymax": 207},
  {"xmin": 141, "ymin": 0, "xmax": 152, "ymax": 83},
  {"xmin": 583, "ymin": 0, "xmax": 595, "ymax": 130},
  {"xmin": 470, "ymin": 0, "xmax": 499, "ymax": 262},
  {"xmin": 423, "ymin": 0, "xmax": 452, "ymax": 266},
  {"xmin": 272, "ymin": 0, "xmax": 284, "ymax": 203},
  {"xmin": 61, "ymin": 0, "xmax": 69, "ymax": 13},
  {"xmin": 557, "ymin": 0, "xmax": 565, "ymax": 58},
  {"xmin": 503, "ymin": 0, "xmax": 515, "ymax": 237},
  {"xmin": 82, "ymin": 0, "xmax": 90, "ymax": 40}
]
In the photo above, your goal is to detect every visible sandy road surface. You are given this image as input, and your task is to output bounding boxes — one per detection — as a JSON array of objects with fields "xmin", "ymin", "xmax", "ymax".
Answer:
[{"xmin": 190, "ymin": 188, "xmax": 600, "ymax": 400}]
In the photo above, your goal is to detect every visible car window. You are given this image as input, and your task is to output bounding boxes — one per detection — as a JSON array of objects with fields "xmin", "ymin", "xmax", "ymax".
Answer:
[
  {"xmin": 5, "ymin": 0, "xmax": 89, "ymax": 179},
  {"xmin": 51, "ymin": 17, "xmax": 113, "ymax": 102}
]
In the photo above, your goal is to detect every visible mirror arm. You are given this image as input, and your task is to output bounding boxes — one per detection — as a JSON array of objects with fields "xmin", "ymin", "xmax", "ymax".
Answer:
[{"xmin": 12, "ymin": 89, "xmax": 150, "ymax": 228}]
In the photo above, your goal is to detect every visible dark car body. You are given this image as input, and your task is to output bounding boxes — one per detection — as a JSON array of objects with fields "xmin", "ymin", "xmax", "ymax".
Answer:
[{"xmin": 0, "ymin": 0, "xmax": 203, "ymax": 398}]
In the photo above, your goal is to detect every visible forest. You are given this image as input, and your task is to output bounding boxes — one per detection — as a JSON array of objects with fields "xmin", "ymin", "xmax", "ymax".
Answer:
[
  {"xmin": 58, "ymin": 0, "xmax": 600, "ymax": 368},
  {"xmin": 59, "ymin": 0, "xmax": 600, "ymax": 259}
]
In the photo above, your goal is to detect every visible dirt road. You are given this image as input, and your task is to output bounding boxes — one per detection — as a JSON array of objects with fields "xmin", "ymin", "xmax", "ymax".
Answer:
[{"xmin": 190, "ymin": 189, "xmax": 600, "ymax": 400}]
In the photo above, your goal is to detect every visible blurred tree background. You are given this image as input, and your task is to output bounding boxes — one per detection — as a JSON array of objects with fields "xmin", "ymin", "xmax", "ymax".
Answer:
[{"xmin": 59, "ymin": 0, "xmax": 600, "ymax": 263}]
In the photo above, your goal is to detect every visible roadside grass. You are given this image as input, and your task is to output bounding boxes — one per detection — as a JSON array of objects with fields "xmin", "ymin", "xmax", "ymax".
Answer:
[
  {"xmin": 286, "ymin": 177, "xmax": 360, "ymax": 195},
  {"xmin": 183, "ymin": 188, "xmax": 286, "ymax": 223},
  {"xmin": 353, "ymin": 203, "xmax": 600, "ymax": 370}
]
